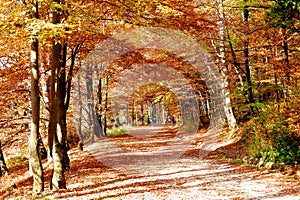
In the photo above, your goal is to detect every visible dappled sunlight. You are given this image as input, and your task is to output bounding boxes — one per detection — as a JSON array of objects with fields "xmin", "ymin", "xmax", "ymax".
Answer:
[
  {"xmin": 0, "ymin": 0, "xmax": 299, "ymax": 199},
  {"xmin": 1, "ymin": 125, "xmax": 299, "ymax": 199},
  {"xmin": 1, "ymin": 124, "xmax": 299, "ymax": 199}
]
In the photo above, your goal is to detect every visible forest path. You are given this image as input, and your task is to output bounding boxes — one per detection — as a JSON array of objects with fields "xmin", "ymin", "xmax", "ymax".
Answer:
[{"xmin": 1, "ymin": 125, "xmax": 299, "ymax": 199}]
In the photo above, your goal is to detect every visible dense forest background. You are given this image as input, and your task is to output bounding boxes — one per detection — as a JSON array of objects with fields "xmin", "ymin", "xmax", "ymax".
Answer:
[{"xmin": 0, "ymin": 0, "xmax": 299, "ymax": 197}]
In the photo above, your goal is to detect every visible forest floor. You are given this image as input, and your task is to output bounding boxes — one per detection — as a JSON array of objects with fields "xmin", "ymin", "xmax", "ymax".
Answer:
[{"xmin": 0, "ymin": 125, "xmax": 299, "ymax": 199}]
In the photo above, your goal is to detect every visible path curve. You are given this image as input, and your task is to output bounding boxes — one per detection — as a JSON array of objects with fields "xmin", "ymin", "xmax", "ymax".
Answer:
[{"xmin": 1, "ymin": 125, "xmax": 299, "ymax": 199}]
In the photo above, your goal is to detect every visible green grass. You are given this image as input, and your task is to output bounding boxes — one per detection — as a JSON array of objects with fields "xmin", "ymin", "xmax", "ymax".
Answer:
[
  {"xmin": 106, "ymin": 127, "xmax": 128, "ymax": 137},
  {"xmin": 6, "ymin": 155, "xmax": 28, "ymax": 168},
  {"xmin": 233, "ymin": 158, "xmax": 244, "ymax": 164},
  {"xmin": 214, "ymin": 154, "xmax": 227, "ymax": 159}
]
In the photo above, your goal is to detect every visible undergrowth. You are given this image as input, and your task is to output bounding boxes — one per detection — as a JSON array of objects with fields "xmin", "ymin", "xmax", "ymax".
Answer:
[
  {"xmin": 242, "ymin": 102, "xmax": 300, "ymax": 166},
  {"xmin": 6, "ymin": 155, "xmax": 28, "ymax": 170}
]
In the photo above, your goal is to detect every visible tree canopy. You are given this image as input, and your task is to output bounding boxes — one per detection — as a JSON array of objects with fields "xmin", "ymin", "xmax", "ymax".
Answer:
[{"xmin": 0, "ymin": 0, "xmax": 299, "ymax": 197}]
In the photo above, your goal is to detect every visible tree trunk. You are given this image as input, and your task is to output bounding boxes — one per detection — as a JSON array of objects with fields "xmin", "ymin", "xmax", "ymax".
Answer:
[
  {"xmin": 131, "ymin": 101, "xmax": 135, "ymax": 126},
  {"xmin": 282, "ymin": 28, "xmax": 290, "ymax": 100},
  {"xmin": 104, "ymin": 76, "xmax": 109, "ymax": 134},
  {"xmin": 49, "ymin": 44, "xmax": 66, "ymax": 189},
  {"xmin": 0, "ymin": 142, "xmax": 9, "ymax": 177},
  {"xmin": 141, "ymin": 104, "xmax": 144, "ymax": 125},
  {"xmin": 57, "ymin": 43, "xmax": 70, "ymax": 172},
  {"xmin": 97, "ymin": 77, "xmax": 104, "ymax": 137},
  {"xmin": 283, "ymin": 28, "xmax": 290, "ymax": 84},
  {"xmin": 243, "ymin": 0, "xmax": 254, "ymax": 105},
  {"xmin": 227, "ymin": 29, "xmax": 244, "ymax": 91},
  {"xmin": 51, "ymin": 137, "xmax": 66, "ymax": 190},
  {"xmin": 49, "ymin": 0, "xmax": 66, "ymax": 189},
  {"xmin": 28, "ymin": 0, "xmax": 44, "ymax": 195},
  {"xmin": 86, "ymin": 64, "xmax": 100, "ymax": 141},
  {"xmin": 77, "ymin": 75, "xmax": 84, "ymax": 141},
  {"xmin": 217, "ymin": 0, "xmax": 237, "ymax": 131}
]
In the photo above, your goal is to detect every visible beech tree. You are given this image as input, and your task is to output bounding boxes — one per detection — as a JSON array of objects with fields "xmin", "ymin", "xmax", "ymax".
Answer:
[
  {"xmin": 47, "ymin": 0, "xmax": 69, "ymax": 189},
  {"xmin": 28, "ymin": 0, "xmax": 44, "ymax": 195}
]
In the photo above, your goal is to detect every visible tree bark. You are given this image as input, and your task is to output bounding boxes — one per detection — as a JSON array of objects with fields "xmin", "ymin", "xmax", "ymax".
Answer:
[
  {"xmin": 77, "ymin": 75, "xmax": 84, "ymax": 141},
  {"xmin": 141, "ymin": 104, "xmax": 144, "ymax": 125},
  {"xmin": 57, "ymin": 43, "xmax": 70, "ymax": 172},
  {"xmin": 227, "ymin": 29, "xmax": 244, "ymax": 91},
  {"xmin": 56, "ymin": 44, "xmax": 80, "ymax": 169},
  {"xmin": 243, "ymin": 0, "xmax": 254, "ymax": 105},
  {"xmin": 0, "ymin": 142, "xmax": 9, "ymax": 177},
  {"xmin": 86, "ymin": 64, "xmax": 100, "ymax": 141},
  {"xmin": 97, "ymin": 77, "xmax": 104, "ymax": 137},
  {"xmin": 28, "ymin": 0, "xmax": 44, "ymax": 195},
  {"xmin": 283, "ymin": 38, "xmax": 290, "ymax": 82},
  {"xmin": 104, "ymin": 76, "xmax": 109, "ymax": 135},
  {"xmin": 49, "ymin": 0, "xmax": 66, "ymax": 189},
  {"xmin": 282, "ymin": 28, "xmax": 290, "ymax": 100},
  {"xmin": 217, "ymin": 0, "xmax": 237, "ymax": 131}
]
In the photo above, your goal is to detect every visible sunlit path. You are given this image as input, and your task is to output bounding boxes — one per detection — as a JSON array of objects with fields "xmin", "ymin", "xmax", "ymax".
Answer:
[
  {"xmin": 86, "ymin": 125, "xmax": 198, "ymax": 174},
  {"xmin": 1, "ymin": 125, "xmax": 299, "ymax": 199},
  {"xmin": 62, "ymin": 126, "xmax": 300, "ymax": 200}
]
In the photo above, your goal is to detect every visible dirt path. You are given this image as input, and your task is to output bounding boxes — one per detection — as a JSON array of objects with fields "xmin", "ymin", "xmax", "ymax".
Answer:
[{"xmin": 1, "ymin": 125, "xmax": 299, "ymax": 199}]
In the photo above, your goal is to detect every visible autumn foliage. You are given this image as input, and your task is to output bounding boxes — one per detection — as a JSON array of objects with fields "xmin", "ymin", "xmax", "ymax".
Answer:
[{"xmin": 0, "ymin": 0, "xmax": 299, "ymax": 197}]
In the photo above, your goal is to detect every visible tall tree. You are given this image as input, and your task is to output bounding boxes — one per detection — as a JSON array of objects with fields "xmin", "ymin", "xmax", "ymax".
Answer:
[
  {"xmin": 28, "ymin": 0, "xmax": 44, "ymax": 195},
  {"xmin": 48, "ymin": 0, "xmax": 66, "ymax": 190},
  {"xmin": 216, "ymin": 0, "xmax": 237, "ymax": 131},
  {"xmin": 56, "ymin": 43, "xmax": 70, "ymax": 173},
  {"xmin": 243, "ymin": 0, "xmax": 255, "ymax": 105}
]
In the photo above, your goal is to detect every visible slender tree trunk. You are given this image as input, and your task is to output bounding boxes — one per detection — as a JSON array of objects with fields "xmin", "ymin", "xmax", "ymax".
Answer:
[
  {"xmin": 217, "ymin": 0, "xmax": 237, "ymax": 131},
  {"xmin": 73, "ymin": 52, "xmax": 85, "ymax": 142},
  {"xmin": 243, "ymin": 0, "xmax": 254, "ymax": 105},
  {"xmin": 131, "ymin": 101, "xmax": 135, "ymax": 126},
  {"xmin": 49, "ymin": 0, "xmax": 66, "ymax": 189},
  {"xmin": 0, "ymin": 142, "xmax": 8, "ymax": 177},
  {"xmin": 141, "ymin": 104, "xmax": 144, "ymax": 125},
  {"xmin": 86, "ymin": 64, "xmax": 97, "ymax": 141},
  {"xmin": 57, "ymin": 112, "xmax": 69, "ymax": 171},
  {"xmin": 57, "ymin": 43, "xmax": 70, "ymax": 171},
  {"xmin": 283, "ymin": 28, "xmax": 290, "ymax": 84},
  {"xmin": 77, "ymin": 75, "xmax": 84, "ymax": 141},
  {"xmin": 282, "ymin": 28, "xmax": 290, "ymax": 100},
  {"xmin": 227, "ymin": 29, "xmax": 244, "ymax": 91},
  {"xmin": 104, "ymin": 76, "xmax": 109, "ymax": 134},
  {"xmin": 147, "ymin": 101, "xmax": 151, "ymax": 124},
  {"xmin": 97, "ymin": 77, "xmax": 104, "ymax": 137},
  {"xmin": 48, "ymin": 1, "xmax": 60, "ymax": 159},
  {"xmin": 28, "ymin": 0, "xmax": 44, "ymax": 195}
]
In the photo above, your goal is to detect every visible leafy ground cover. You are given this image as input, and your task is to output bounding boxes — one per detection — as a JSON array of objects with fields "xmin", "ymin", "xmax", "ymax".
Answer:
[{"xmin": 1, "ymin": 126, "xmax": 299, "ymax": 199}]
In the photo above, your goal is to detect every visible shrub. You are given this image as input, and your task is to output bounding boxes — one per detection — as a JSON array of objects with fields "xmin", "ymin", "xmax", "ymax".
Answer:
[{"xmin": 242, "ymin": 105, "xmax": 300, "ymax": 166}]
